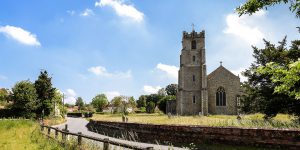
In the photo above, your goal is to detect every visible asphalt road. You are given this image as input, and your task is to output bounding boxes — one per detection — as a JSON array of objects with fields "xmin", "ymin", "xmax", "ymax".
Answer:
[{"xmin": 53, "ymin": 117, "xmax": 186, "ymax": 150}]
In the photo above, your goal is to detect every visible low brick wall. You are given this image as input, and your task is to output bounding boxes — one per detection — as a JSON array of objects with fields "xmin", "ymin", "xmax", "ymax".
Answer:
[{"xmin": 87, "ymin": 120, "xmax": 300, "ymax": 149}]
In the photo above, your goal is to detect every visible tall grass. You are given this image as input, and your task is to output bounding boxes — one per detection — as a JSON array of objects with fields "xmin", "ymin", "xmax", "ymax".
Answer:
[
  {"xmin": 92, "ymin": 113, "xmax": 300, "ymax": 129},
  {"xmin": 0, "ymin": 120, "xmax": 64, "ymax": 150}
]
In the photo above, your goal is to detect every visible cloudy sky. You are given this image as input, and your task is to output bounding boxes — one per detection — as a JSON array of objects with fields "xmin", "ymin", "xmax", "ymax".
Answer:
[{"xmin": 0, "ymin": 0, "xmax": 299, "ymax": 104}]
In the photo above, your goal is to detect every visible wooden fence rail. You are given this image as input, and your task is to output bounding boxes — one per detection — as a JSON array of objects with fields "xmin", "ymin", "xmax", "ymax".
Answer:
[{"xmin": 40, "ymin": 124, "xmax": 153, "ymax": 150}]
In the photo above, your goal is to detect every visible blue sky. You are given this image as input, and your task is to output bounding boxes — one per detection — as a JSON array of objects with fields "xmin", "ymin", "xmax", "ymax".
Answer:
[{"xmin": 0, "ymin": 0, "xmax": 299, "ymax": 103}]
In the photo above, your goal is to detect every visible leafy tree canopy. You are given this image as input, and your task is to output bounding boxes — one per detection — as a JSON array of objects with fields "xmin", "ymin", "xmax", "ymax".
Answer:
[
  {"xmin": 91, "ymin": 94, "xmax": 108, "ymax": 112},
  {"xmin": 242, "ymin": 37, "xmax": 300, "ymax": 118},
  {"xmin": 34, "ymin": 70, "xmax": 56, "ymax": 117},
  {"xmin": 0, "ymin": 88, "xmax": 9, "ymax": 102},
  {"xmin": 75, "ymin": 97, "xmax": 84, "ymax": 110},
  {"xmin": 11, "ymin": 80, "xmax": 37, "ymax": 118},
  {"xmin": 236, "ymin": 0, "xmax": 300, "ymax": 18},
  {"xmin": 165, "ymin": 84, "xmax": 178, "ymax": 96},
  {"xmin": 258, "ymin": 60, "xmax": 300, "ymax": 99}
]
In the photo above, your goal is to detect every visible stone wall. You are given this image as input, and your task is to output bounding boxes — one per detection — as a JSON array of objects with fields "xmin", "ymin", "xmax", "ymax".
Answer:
[{"xmin": 87, "ymin": 120, "xmax": 300, "ymax": 149}]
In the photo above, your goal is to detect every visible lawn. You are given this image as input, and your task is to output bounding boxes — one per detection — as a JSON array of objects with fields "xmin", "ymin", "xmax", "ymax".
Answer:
[
  {"xmin": 91, "ymin": 113, "xmax": 300, "ymax": 129},
  {"xmin": 0, "ymin": 119, "xmax": 64, "ymax": 150}
]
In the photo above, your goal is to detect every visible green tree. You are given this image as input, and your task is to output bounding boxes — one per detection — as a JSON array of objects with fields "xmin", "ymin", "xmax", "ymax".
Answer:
[
  {"xmin": 111, "ymin": 96, "xmax": 122, "ymax": 108},
  {"xmin": 91, "ymin": 94, "xmax": 108, "ymax": 112},
  {"xmin": 128, "ymin": 96, "xmax": 136, "ymax": 108},
  {"xmin": 75, "ymin": 97, "xmax": 84, "ymax": 110},
  {"xmin": 11, "ymin": 80, "xmax": 37, "ymax": 118},
  {"xmin": 165, "ymin": 84, "xmax": 178, "ymax": 96},
  {"xmin": 242, "ymin": 38, "xmax": 300, "ymax": 118},
  {"xmin": 137, "ymin": 95, "xmax": 147, "ymax": 108},
  {"xmin": 146, "ymin": 101, "xmax": 156, "ymax": 113},
  {"xmin": 146, "ymin": 94, "xmax": 161, "ymax": 106},
  {"xmin": 158, "ymin": 95, "xmax": 176, "ymax": 114},
  {"xmin": 236, "ymin": 0, "xmax": 300, "ymax": 18},
  {"xmin": 34, "ymin": 71, "xmax": 56, "ymax": 117},
  {"xmin": 0, "ymin": 88, "xmax": 9, "ymax": 104}
]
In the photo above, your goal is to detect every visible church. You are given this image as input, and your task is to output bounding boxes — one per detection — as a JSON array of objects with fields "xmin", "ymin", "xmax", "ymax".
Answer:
[{"xmin": 175, "ymin": 29, "xmax": 242, "ymax": 115}]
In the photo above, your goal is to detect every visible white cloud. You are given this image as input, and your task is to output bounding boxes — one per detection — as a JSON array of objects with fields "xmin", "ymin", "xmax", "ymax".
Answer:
[
  {"xmin": 95, "ymin": 0, "xmax": 144, "ymax": 23},
  {"xmin": 156, "ymin": 63, "xmax": 179, "ymax": 79},
  {"xmin": 104, "ymin": 91, "xmax": 120, "ymax": 100},
  {"xmin": 0, "ymin": 25, "xmax": 41, "ymax": 46},
  {"xmin": 88, "ymin": 66, "xmax": 131, "ymax": 78},
  {"xmin": 223, "ymin": 10, "xmax": 266, "ymax": 45},
  {"xmin": 143, "ymin": 85, "xmax": 161, "ymax": 94},
  {"xmin": 67, "ymin": 10, "xmax": 76, "ymax": 16},
  {"xmin": 80, "ymin": 9, "xmax": 94, "ymax": 17},
  {"xmin": 64, "ymin": 89, "xmax": 77, "ymax": 104}
]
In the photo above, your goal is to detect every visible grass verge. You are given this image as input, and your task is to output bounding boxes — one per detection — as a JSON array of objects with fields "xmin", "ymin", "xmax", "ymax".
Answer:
[
  {"xmin": 91, "ymin": 113, "xmax": 300, "ymax": 129},
  {"xmin": 0, "ymin": 120, "xmax": 64, "ymax": 150}
]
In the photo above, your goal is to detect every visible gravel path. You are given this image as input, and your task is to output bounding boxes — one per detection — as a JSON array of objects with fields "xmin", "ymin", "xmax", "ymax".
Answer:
[{"xmin": 53, "ymin": 117, "xmax": 186, "ymax": 150}]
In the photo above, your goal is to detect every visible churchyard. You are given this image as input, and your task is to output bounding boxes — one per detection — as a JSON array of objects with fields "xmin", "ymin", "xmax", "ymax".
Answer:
[{"xmin": 91, "ymin": 113, "xmax": 300, "ymax": 129}]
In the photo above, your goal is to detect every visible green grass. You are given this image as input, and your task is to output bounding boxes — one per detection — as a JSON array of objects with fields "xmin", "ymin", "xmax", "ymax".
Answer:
[
  {"xmin": 0, "ymin": 120, "xmax": 64, "ymax": 150},
  {"xmin": 92, "ymin": 113, "xmax": 300, "ymax": 129}
]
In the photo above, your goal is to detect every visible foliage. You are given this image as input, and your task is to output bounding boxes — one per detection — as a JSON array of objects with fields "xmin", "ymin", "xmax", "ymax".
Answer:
[
  {"xmin": 10, "ymin": 80, "xmax": 38, "ymax": 118},
  {"xmin": 146, "ymin": 101, "xmax": 156, "ymax": 113},
  {"xmin": 0, "ymin": 88, "xmax": 8, "ymax": 103},
  {"xmin": 111, "ymin": 96, "xmax": 122, "ymax": 108},
  {"xmin": 137, "ymin": 95, "xmax": 147, "ymax": 108},
  {"xmin": 242, "ymin": 37, "xmax": 300, "ymax": 119},
  {"xmin": 236, "ymin": 0, "xmax": 300, "ymax": 18},
  {"xmin": 146, "ymin": 94, "xmax": 161, "ymax": 106},
  {"xmin": 258, "ymin": 60, "xmax": 300, "ymax": 99},
  {"xmin": 128, "ymin": 96, "xmax": 136, "ymax": 108},
  {"xmin": 34, "ymin": 70, "xmax": 56, "ymax": 117},
  {"xmin": 75, "ymin": 97, "xmax": 84, "ymax": 110},
  {"xmin": 157, "ymin": 88, "xmax": 166, "ymax": 97},
  {"xmin": 91, "ymin": 94, "xmax": 109, "ymax": 112},
  {"xmin": 158, "ymin": 95, "xmax": 176, "ymax": 113},
  {"xmin": 165, "ymin": 84, "xmax": 178, "ymax": 96}
]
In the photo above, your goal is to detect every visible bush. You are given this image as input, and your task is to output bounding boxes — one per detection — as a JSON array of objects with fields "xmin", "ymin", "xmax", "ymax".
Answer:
[
  {"xmin": 0, "ymin": 109, "xmax": 23, "ymax": 118},
  {"xmin": 158, "ymin": 95, "xmax": 176, "ymax": 114},
  {"xmin": 66, "ymin": 112, "xmax": 82, "ymax": 117},
  {"xmin": 84, "ymin": 112, "xmax": 93, "ymax": 118}
]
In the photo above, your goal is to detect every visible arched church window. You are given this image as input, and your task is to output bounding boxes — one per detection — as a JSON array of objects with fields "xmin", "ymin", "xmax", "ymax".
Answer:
[
  {"xmin": 191, "ymin": 40, "xmax": 196, "ymax": 49},
  {"xmin": 193, "ymin": 55, "xmax": 196, "ymax": 62},
  {"xmin": 193, "ymin": 75, "xmax": 195, "ymax": 81},
  {"xmin": 216, "ymin": 87, "xmax": 226, "ymax": 106}
]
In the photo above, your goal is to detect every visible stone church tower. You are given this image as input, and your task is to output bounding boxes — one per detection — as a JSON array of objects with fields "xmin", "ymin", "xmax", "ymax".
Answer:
[{"xmin": 176, "ymin": 30, "xmax": 208, "ymax": 115}]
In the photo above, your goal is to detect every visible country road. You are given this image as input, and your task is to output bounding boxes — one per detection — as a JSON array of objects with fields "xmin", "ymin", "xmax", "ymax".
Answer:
[{"xmin": 53, "ymin": 117, "xmax": 186, "ymax": 150}]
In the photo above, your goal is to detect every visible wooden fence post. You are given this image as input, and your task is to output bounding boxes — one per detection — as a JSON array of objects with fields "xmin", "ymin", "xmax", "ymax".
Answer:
[
  {"xmin": 55, "ymin": 128, "xmax": 58, "ymax": 139},
  {"xmin": 62, "ymin": 130, "xmax": 66, "ymax": 145},
  {"xmin": 103, "ymin": 138, "xmax": 109, "ymax": 150},
  {"xmin": 47, "ymin": 127, "xmax": 51, "ymax": 135},
  {"xmin": 41, "ymin": 123, "xmax": 44, "ymax": 131},
  {"xmin": 78, "ymin": 132, "xmax": 82, "ymax": 146},
  {"xmin": 65, "ymin": 129, "xmax": 69, "ymax": 141}
]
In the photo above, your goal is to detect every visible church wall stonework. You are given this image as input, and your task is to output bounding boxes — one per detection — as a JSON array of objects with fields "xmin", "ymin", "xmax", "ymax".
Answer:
[{"xmin": 207, "ymin": 66, "xmax": 241, "ymax": 115}]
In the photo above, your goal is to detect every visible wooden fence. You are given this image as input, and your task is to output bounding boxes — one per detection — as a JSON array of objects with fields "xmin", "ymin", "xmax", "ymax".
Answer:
[{"xmin": 40, "ymin": 124, "xmax": 154, "ymax": 150}]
